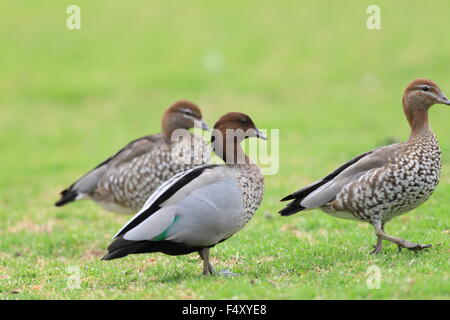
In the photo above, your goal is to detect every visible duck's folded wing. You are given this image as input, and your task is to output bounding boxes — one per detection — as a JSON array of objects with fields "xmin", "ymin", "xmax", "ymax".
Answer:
[
  {"xmin": 102, "ymin": 164, "xmax": 220, "ymax": 259},
  {"xmin": 279, "ymin": 143, "xmax": 401, "ymax": 216},
  {"xmin": 112, "ymin": 164, "xmax": 219, "ymax": 239},
  {"xmin": 55, "ymin": 135, "xmax": 160, "ymax": 206}
]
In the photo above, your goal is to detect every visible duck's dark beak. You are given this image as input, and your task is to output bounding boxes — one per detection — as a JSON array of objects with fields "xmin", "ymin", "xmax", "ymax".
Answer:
[
  {"xmin": 439, "ymin": 92, "xmax": 450, "ymax": 105},
  {"xmin": 256, "ymin": 129, "xmax": 268, "ymax": 140},
  {"xmin": 196, "ymin": 119, "xmax": 210, "ymax": 131}
]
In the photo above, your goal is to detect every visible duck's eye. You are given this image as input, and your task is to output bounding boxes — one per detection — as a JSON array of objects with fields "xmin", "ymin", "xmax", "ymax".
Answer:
[
  {"xmin": 422, "ymin": 85, "xmax": 431, "ymax": 92},
  {"xmin": 182, "ymin": 109, "xmax": 192, "ymax": 115},
  {"xmin": 239, "ymin": 118, "xmax": 248, "ymax": 124}
]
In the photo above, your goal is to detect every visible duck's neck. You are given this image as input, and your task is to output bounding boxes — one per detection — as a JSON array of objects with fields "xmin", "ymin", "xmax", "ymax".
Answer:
[
  {"xmin": 161, "ymin": 116, "xmax": 179, "ymax": 143},
  {"xmin": 403, "ymin": 99, "xmax": 432, "ymax": 139},
  {"xmin": 212, "ymin": 134, "xmax": 250, "ymax": 165}
]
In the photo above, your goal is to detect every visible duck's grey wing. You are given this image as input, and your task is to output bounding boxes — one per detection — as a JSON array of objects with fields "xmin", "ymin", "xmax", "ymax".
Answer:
[
  {"xmin": 102, "ymin": 164, "xmax": 223, "ymax": 259},
  {"xmin": 54, "ymin": 135, "xmax": 161, "ymax": 207},
  {"xmin": 279, "ymin": 143, "xmax": 402, "ymax": 216}
]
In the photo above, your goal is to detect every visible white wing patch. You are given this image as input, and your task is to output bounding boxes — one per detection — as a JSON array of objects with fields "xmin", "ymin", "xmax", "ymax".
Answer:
[
  {"xmin": 113, "ymin": 167, "xmax": 199, "ymax": 239},
  {"xmin": 123, "ymin": 206, "xmax": 177, "ymax": 241}
]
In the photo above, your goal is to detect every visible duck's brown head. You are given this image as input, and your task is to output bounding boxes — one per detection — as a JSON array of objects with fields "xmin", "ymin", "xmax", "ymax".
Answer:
[
  {"xmin": 212, "ymin": 112, "xmax": 267, "ymax": 142},
  {"xmin": 403, "ymin": 79, "xmax": 450, "ymax": 109},
  {"xmin": 402, "ymin": 79, "xmax": 450, "ymax": 133},
  {"xmin": 211, "ymin": 112, "xmax": 267, "ymax": 164},
  {"xmin": 162, "ymin": 100, "xmax": 209, "ymax": 139}
]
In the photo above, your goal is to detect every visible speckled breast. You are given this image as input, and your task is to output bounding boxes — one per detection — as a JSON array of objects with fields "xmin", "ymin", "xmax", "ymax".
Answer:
[
  {"xmin": 383, "ymin": 137, "xmax": 441, "ymax": 220},
  {"xmin": 230, "ymin": 164, "xmax": 265, "ymax": 233}
]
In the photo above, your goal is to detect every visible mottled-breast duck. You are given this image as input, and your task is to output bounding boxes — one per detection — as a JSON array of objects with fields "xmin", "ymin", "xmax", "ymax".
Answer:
[
  {"xmin": 55, "ymin": 100, "xmax": 210, "ymax": 214},
  {"xmin": 280, "ymin": 79, "xmax": 449, "ymax": 254}
]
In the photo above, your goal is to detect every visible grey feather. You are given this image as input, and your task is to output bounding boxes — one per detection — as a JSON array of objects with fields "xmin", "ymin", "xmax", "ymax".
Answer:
[
  {"xmin": 165, "ymin": 178, "xmax": 243, "ymax": 247},
  {"xmin": 56, "ymin": 135, "xmax": 160, "ymax": 203},
  {"xmin": 301, "ymin": 143, "xmax": 401, "ymax": 208},
  {"xmin": 119, "ymin": 166, "xmax": 243, "ymax": 247}
]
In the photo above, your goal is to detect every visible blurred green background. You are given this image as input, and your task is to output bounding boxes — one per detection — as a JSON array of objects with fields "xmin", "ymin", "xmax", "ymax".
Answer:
[{"xmin": 0, "ymin": 1, "xmax": 449, "ymax": 299}]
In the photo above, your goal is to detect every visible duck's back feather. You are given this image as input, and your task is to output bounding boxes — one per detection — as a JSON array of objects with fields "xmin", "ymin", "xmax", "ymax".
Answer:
[
  {"xmin": 55, "ymin": 135, "xmax": 162, "ymax": 207},
  {"xmin": 279, "ymin": 143, "xmax": 401, "ymax": 216}
]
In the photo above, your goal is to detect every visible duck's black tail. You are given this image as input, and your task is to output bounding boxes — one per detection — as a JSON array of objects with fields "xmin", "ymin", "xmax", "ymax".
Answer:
[
  {"xmin": 54, "ymin": 188, "xmax": 78, "ymax": 207},
  {"xmin": 278, "ymin": 179, "xmax": 326, "ymax": 216},
  {"xmin": 102, "ymin": 236, "xmax": 150, "ymax": 260},
  {"xmin": 102, "ymin": 236, "xmax": 202, "ymax": 260},
  {"xmin": 278, "ymin": 201, "xmax": 307, "ymax": 216}
]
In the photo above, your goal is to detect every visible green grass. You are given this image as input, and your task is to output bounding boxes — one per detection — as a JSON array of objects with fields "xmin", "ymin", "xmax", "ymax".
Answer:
[{"xmin": 1, "ymin": 0, "xmax": 449, "ymax": 299}]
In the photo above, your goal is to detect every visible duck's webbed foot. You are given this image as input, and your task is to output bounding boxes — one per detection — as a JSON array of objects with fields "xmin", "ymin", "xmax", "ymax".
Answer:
[
  {"xmin": 374, "ymin": 228, "xmax": 432, "ymax": 252},
  {"xmin": 399, "ymin": 241, "xmax": 432, "ymax": 251},
  {"xmin": 217, "ymin": 269, "xmax": 239, "ymax": 277}
]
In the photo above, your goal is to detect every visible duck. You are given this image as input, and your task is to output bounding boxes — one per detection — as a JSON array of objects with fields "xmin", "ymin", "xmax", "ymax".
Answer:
[
  {"xmin": 102, "ymin": 112, "xmax": 266, "ymax": 275},
  {"xmin": 55, "ymin": 100, "xmax": 211, "ymax": 214},
  {"xmin": 279, "ymin": 78, "xmax": 449, "ymax": 254}
]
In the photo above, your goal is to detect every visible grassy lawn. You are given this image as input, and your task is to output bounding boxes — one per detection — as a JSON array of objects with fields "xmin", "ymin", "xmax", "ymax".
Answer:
[{"xmin": 0, "ymin": 0, "xmax": 449, "ymax": 299}]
